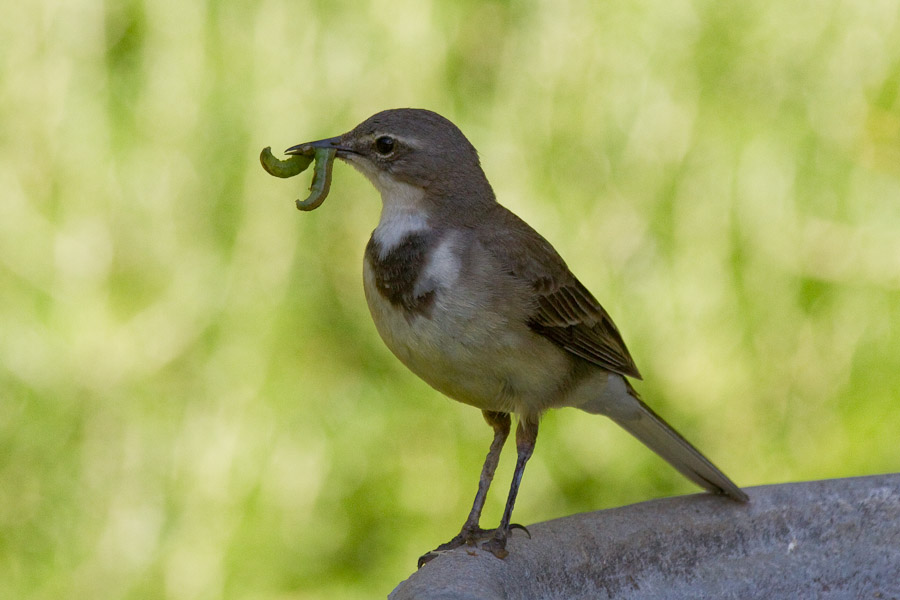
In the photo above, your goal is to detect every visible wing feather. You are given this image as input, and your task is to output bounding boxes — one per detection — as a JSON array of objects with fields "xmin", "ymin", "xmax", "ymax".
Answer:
[{"xmin": 484, "ymin": 205, "xmax": 642, "ymax": 379}]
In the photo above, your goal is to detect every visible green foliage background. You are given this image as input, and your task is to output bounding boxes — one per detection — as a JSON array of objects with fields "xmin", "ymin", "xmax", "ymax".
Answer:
[{"xmin": 2, "ymin": 1, "xmax": 899, "ymax": 598}]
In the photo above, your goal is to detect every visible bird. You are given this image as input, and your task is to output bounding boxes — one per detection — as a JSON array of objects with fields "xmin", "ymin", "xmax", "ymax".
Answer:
[{"xmin": 284, "ymin": 108, "xmax": 749, "ymax": 567}]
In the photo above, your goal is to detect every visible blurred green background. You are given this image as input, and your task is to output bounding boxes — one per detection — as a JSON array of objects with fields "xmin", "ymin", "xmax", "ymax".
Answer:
[{"xmin": 2, "ymin": 0, "xmax": 899, "ymax": 598}]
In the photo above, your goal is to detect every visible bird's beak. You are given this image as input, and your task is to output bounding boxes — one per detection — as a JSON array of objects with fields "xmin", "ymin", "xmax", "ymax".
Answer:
[{"xmin": 285, "ymin": 135, "xmax": 350, "ymax": 156}]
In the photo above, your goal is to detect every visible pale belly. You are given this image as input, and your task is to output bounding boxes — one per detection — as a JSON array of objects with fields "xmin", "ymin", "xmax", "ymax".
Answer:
[{"xmin": 362, "ymin": 261, "xmax": 571, "ymax": 416}]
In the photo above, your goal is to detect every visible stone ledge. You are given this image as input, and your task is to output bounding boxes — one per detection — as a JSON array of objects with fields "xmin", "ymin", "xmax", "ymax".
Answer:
[{"xmin": 389, "ymin": 473, "xmax": 900, "ymax": 599}]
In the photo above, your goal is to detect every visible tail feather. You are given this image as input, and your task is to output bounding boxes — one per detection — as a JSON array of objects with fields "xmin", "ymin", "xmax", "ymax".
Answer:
[{"xmin": 582, "ymin": 377, "xmax": 749, "ymax": 502}]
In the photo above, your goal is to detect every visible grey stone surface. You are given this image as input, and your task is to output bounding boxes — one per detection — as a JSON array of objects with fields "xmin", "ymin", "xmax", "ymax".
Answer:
[{"xmin": 389, "ymin": 474, "xmax": 900, "ymax": 599}]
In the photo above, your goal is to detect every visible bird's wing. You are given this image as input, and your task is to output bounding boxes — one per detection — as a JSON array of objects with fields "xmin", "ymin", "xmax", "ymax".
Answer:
[{"xmin": 485, "ymin": 205, "xmax": 642, "ymax": 379}]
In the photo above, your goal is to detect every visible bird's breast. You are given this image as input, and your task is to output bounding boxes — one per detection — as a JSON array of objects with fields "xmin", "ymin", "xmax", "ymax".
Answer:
[
  {"xmin": 362, "ymin": 228, "xmax": 569, "ymax": 414},
  {"xmin": 363, "ymin": 229, "xmax": 444, "ymax": 319}
]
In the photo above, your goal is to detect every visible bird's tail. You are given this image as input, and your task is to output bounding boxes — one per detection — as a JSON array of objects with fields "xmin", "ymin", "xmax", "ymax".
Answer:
[{"xmin": 582, "ymin": 378, "xmax": 749, "ymax": 502}]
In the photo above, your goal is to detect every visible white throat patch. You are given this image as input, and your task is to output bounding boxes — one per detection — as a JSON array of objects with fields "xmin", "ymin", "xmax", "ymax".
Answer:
[
  {"xmin": 372, "ymin": 179, "xmax": 429, "ymax": 255},
  {"xmin": 343, "ymin": 153, "xmax": 430, "ymax": 254}
]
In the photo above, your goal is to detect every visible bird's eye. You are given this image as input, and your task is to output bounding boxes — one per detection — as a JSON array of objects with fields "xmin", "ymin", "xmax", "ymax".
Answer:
[{"xmin": 374, "ymin": 136, "xmax": 395, "ymax": 155}]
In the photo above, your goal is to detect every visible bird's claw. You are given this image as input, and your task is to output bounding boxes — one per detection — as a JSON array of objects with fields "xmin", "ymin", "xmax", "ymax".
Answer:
[
  {"xmin": 417, "ymin": 551, "xmax": 441, "ymax": 568},
  {"xmin": 480, "ymin": 534, "xmax": 509, "ymax": 559},
  {"xmin": 509, "ymin": 522, "xmax": 531, "ymax": 539},
  {"xmin": 479, "ymin": 524, "xmax": 531, "ymax": 559}
]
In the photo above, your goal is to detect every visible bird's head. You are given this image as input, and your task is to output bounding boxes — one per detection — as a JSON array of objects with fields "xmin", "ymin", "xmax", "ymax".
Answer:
[{"xmin": 286, "ymin": 108, "xmax": 494, "ymax": 206}]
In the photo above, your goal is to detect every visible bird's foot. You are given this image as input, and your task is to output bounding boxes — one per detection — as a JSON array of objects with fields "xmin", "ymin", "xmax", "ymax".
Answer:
[
  {"xmin": 417, "ymin": 526, "xmax": 493, "ymax": 567},
  {"xmin": 417, "ymin": 523, "xmax": 531, "ymax": 567},
  {"xmin": 479, "ymin": 523, "xmax": 531, "ymax": 559}
]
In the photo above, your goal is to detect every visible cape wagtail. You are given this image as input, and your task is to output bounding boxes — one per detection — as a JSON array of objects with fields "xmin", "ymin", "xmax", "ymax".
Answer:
[{"xmin": 285, "ymin": 108, "xmax": 748, "ymax": 566}]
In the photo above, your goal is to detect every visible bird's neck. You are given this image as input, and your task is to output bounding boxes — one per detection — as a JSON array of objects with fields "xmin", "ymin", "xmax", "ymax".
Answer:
[
  {"xmin": 372, "ymin": 179, "xmax": 430, "ymax": 254},
  {"xmin": 371, "ymin": 169, "xmax": 497, "ymax": 254}
]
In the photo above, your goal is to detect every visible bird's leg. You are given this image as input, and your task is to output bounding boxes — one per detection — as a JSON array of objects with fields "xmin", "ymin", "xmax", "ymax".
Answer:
[
  {"xmin": 457, "ymin": 411, "xmax": 511, "ymax": 538},
  {"xmin": 417, "ymin": 411, "xmax": 510, "ymax": 568},
  {"xmin": 481, "ymin": 417, "xmax": 538, "ymax": 559}
]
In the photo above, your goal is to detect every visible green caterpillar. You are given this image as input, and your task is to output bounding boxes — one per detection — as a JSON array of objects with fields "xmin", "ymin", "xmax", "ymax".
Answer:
[{"xmin": 259, "ymin": 146, "xmax": 336, "ymax": 211}]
